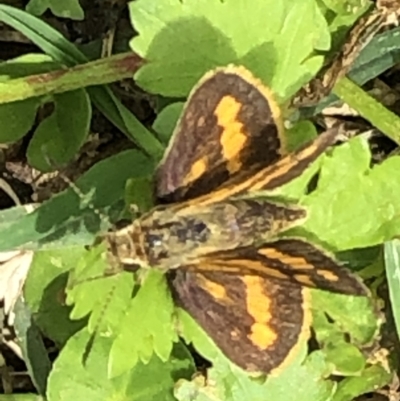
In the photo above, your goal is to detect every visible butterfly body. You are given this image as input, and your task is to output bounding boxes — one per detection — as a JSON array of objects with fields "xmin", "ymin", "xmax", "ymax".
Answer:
[{"xmin": 107, "ymin": 198, "xmax": 306, "ymax": 270}]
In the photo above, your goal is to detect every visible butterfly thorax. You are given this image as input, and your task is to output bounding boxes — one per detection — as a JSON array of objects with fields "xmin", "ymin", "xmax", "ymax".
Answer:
[{"xmin": 107, "ymin": 198, "xmax": 307, "ymax": 271}]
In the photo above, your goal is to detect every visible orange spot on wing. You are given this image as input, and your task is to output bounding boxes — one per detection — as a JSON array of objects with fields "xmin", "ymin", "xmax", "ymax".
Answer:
[
  {"xmin": 318, "ymin": 270, "xmax": 339, "ymax": 282},
  {"xmin": 183, "ymin": 158, "xmax": 208, "ymax": 186},
  {"xmin": 251, "ymin": 323, "xmax": 276, "ymax": 349},
  {"xmin": 198, "ymin": 258, "xmax": 290, "ymax": 280},
  {"xmin": 258, "ymin": 249, "xmax": 314, "ymax": 270},
  {"xmin": 293, "ymin": 274, "xmax": 315, "ymax": 287},
  {"xmin": 197, "ymin": 275, "xmax": 229, "ymax": 301},
  {"xmin": 215, "ymin": 96, "xmax": 247, "ymax": 172},
  {"xmin": 242, "ymin": 276, "xmax": 277, "ymax": 349}
]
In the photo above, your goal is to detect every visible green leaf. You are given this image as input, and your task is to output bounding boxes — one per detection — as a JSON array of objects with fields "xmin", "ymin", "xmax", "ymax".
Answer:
[
  {"xmin": 66, "ymin": 244, "xmax": 134, "ymax": 336},
  {"xmin": 312, "ymin": 290, "xmax": 378, "ymax": 345},
  {"xmin": 27, "ymin": 88, "xmax": 91, "ymax": 171},
  {"xmin": 321, "ymin": 0, "xmax": 369, "ymax": 15},
  {"xmin": 332, "ymin": 365, "xmax": 392, "ymax": 401},
  {"xmin": 0, "ymin": 54, "xmax": 91, "ymax": 166},
  {"xmin": 321, "ymin": 0, "xmax": 370, "ymax": 44},
  {"xmin": 176, "ymin": 312, "xmax": 336, "ymax": 401},
  {"xmin": 310, "ymin": 289, "xmax": 377, "ymax": 381},
  {"xmin": 47, "ymin": 330, "xmax": 194, "ymax": 401},
  {"xmin": 125, "ymin": 176, "xmax": 155, "ymax": 214},
  {"xmin": 109, "ymin": 271, "xmax": 178, "ymax": 377},
  {"xmin": 26, "ymin": 0, "xmax": 84, "ymax": 20},
  {"xmin": 323, "ymin": 342, "xmax": 365, "ymax": 376},
  {"xmin": 0, "ymin": 98, "xmax": 39, "ymax": 142},
  {"xmin": 0, "ymin": 54, "xmax": 91, "ymax": 169},
  {"xmin": 269, "ymin": 1, "xmax": 328, "ymax": 96},
  {"xmin": 130, "ymin": 0, "xmax": 330, "ymax": 100},
  {"xmin": 13, "ymin": 297, "xmax": 51, "ymax": 396},
  {"xmin": 153, "ymin": 102, "xmax": 184, "ymax": 146},
  {"xmin": 384, "ymin": 240, "xmax": 400, "ymax": 343},
  {"xmin": 285, "ymin": 120, "xmax": 318, "ymax": 152},
  {"xmin": 0, "ymin": 54, "xmax": 60, "ymax": 144},
  {"xmin": 261, "ymin": 351, "xmax": 335, "ymax": 401},
  {"xmin": 302, "ymin": 137, "xmax": 400, "ymax": 249},
  {"xmin": 24, "ymin": 248, "xmax": 86, "ymax": 345}
]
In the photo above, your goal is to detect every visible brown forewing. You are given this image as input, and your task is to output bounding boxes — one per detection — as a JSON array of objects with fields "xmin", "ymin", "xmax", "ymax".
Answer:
[
  {"xmin": 170, "ymin": 127, "xmax": 340, "ymax": 210},
  {"xmin": 156, "ymin": 65, "xmax": 285, "ymax": 203}
]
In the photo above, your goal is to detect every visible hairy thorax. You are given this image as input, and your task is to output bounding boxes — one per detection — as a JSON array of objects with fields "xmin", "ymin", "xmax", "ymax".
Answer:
[{"xmin": 106, "ymin": 198, "xmax": 306, "ymax": 271}]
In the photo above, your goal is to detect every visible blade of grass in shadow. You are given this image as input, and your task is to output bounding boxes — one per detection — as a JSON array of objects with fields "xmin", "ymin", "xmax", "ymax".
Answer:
[
  {"xmin": 13, "ymin": 297, "xmax": 51, "ymax": 396},
  {"xmin": 349, "ymin": 26, "xmax": 400, "ymax": 87},
  {"xmin": 0, "ymin": 149, "xmax": 155, "ymax": 252},
  {"xmin": 333, "ymin": 76, "xmax": 400, "ymax": 145},
  {"xmin": 384, "ymin": 240, "xmax": 400, "ymax": 343},
  {"xmin": 0, "ymin": 4, "xmax": 164, "ymax": 160},
  {"xmin": 297, "ymin": 27, "xmax": 400, "ymax": 121},
  {"xmin": 0, "ymin": 4, "xmax": 85, "ymax": 65}
]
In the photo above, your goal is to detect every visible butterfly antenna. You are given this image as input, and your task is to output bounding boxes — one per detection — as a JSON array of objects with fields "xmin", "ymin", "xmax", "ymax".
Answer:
[
  {"xmin": 41, "ymin": 148, "xmax": 125, "ymax": 325},
  {"xmin": 40, "ymin": 147, "xmax": 112, "ymax": 227},
  {"xmin": 41, "ymin": 148, "xmax": 131, "ymax": 364},
  {"xmin": 58, "ymin": 168, "xmax": 110, "ymax": 226}
]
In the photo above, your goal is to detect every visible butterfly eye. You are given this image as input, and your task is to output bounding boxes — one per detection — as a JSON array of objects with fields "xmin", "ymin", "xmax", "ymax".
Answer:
[
  {"xmin": 145, "ymin": 232, "xmax": 169, "ymax": 264},
  {"xmin": 147, "ymin": 234, "xmax": 163, "ymax": 248}
]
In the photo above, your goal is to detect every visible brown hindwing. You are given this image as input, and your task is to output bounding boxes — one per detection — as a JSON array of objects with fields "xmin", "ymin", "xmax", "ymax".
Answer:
[
  {"xmin": 170, "ymin": 270, "xmax": 311, "ymax": 374},
  {"xmin": 191, "ymin": 239, "xmax": 367, "ymax": 296}
]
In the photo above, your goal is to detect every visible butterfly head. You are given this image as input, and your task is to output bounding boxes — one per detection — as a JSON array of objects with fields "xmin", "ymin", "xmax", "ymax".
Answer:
[{"xmin": 106, "ymin": 220, "xmax": 148, "ymax": 270}]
